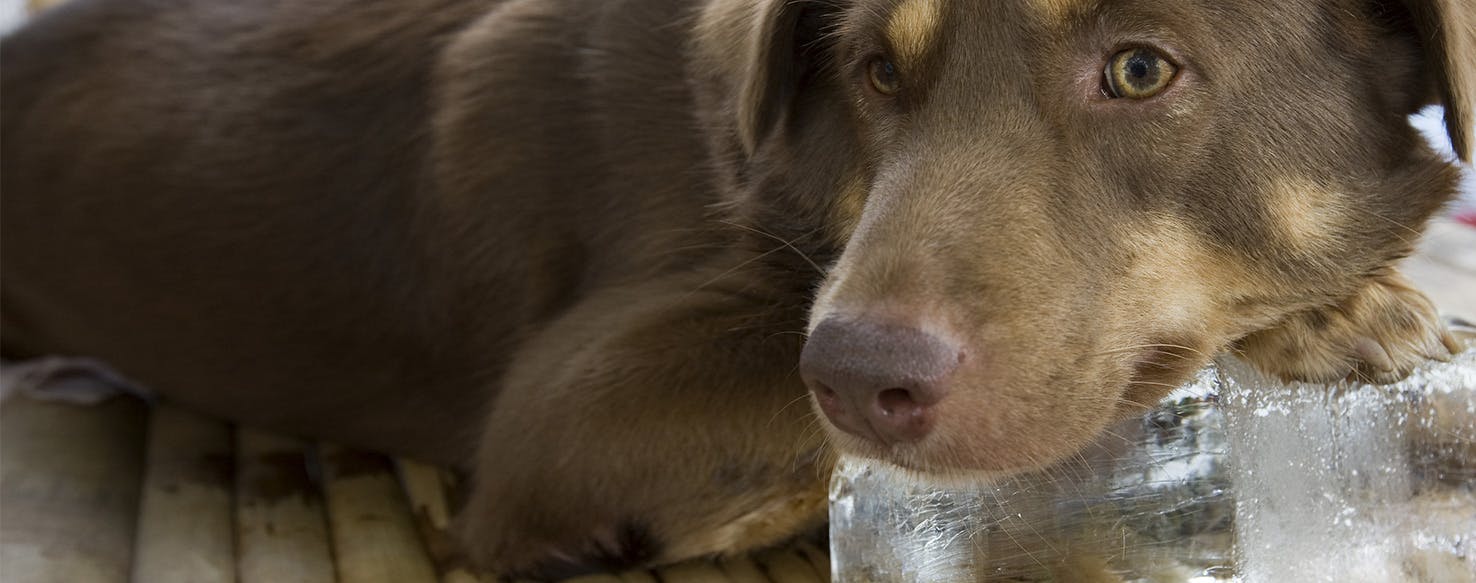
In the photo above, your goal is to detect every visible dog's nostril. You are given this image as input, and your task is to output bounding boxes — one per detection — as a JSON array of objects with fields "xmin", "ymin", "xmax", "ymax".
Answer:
[
  {"xmin": 812, "ymin": 382, "xmax": 840, "ymax": 406},
  {"xmin": 875, "ymin": 388, "xmax": 917, "ymax": 416}
]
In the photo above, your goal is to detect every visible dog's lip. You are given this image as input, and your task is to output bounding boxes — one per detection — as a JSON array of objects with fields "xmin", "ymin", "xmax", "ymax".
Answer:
[
  {"xmin": 820, "ymin": 424, "xmax": 958, "ymax": 474},
  {"xmin": 831, "ymin": 438, "xmax": 1014, "ymax": 480},
  {"xmin": 831, "ymin": 434, "xmax": 1089, "ymax": 481},
  {"xmin": 825, "ymin": 432, "xmax": 919, "ymax": 468}
]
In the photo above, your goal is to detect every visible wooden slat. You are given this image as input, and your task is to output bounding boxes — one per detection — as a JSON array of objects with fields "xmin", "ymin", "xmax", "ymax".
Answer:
[
  {"xmin": 0, "ymin": 395, "xmax": 148, "ymax": 583},
  {"xmin": 131, "ymin": 405, "xmax": 236, "ymax": 582},
  {"xmin": 0, "ymin": 396, "xmax": 838, "ymax": 583},
  {"xmin": 718, "ymin": 556, "xmax": 773, "ymax": 582},
  {"xmin": 794, "ymin": 541, "xmax": 831, "ymax": 581},
  {"xmin": 395, "ymin": 458, "xmax": 494, "ymax": 583},
  {"xmin": 754, "ymin": 548, "xmax": 823, "ymax": 583},
  {"xmin": 561, "ymin": 575, "xmax": 624, "ymax": 583},
  {"xmin": 235, "ymin": 429, "xmax": 336, "ymax": 583},
  {"xmin": 442, "ymin": 571, "xmax": 492, "ymax": 583},
  {"xmin": 320, "ymin": 444, "xmax": 438, "ymax": 583},
  {"xmin": 655, "ymin": 561, "xmax": 741, "ymax": 583},
  {"xmin": 617, "ymin": 569, "xmax": 661, "ymax": 583}
]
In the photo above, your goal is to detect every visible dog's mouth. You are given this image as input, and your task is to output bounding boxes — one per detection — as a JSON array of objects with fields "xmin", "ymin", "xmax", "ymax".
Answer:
[
  {"xmin": 808, "ymin": 378, "xmax": 1118, "ymax": 476},
  {"xmin": 1118, "ymin": 340, "xmax": 1215, "ymax": 408},
  {"xmin": 814, "ymin": 405, "xmax": 1119, "ymax": 478}
]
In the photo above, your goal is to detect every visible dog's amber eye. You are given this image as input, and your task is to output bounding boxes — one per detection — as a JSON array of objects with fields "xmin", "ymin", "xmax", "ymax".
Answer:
[
  {"xmin": 868, "ymin": 57, "xmax": 901, "ymax": 95},
  {"xmin": 1104, "ymin": 48, "xmax": 1176, "ymax": 99}
]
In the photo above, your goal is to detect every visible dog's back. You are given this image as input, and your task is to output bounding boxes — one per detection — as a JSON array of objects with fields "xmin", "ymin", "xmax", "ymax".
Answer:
[
  {"xmin": 2, "ymin": 0, "xmax": 458, "ymax": 457},
  {"xmin": 9, "ymin": 0, "xmax": 556, "ymax": 460}
]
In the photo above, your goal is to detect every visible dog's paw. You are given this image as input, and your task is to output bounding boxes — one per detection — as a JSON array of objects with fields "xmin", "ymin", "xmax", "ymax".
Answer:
[
  {"xmin": 1237, "ymin": 272, "xmax": 1461, "ymax": 384},
  {"xmin": 459, "ymin": 517, "xmax": 662, "ymax": 580}
]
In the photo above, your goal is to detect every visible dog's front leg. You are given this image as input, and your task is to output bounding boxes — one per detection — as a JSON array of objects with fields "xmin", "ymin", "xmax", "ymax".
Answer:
[
  {"xmin": 457, "ymin": 276, "xmax": 829, "ymax": 578},
  {"xmin": 1237, "ymin": 270, "xmax": 1462, "ymax": 384}
]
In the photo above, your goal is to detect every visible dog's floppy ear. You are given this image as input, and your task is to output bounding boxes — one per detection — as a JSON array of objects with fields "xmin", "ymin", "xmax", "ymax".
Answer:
[
  {"xmin": 695, "ymin": 0, "xmax": 838, "ymax": 157},
  {"xmin": 1405, "ymin": 0, "xmax": 1474, "ymax": 161},
  {"xmin": 736, "ymin": 0, "xmax": 805, "ymax": 156}
]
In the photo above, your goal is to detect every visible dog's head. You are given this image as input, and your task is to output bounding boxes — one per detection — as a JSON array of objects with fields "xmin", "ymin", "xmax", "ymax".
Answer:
[{"xmin": 692, "ymin": 0, "xmax": 1472, "ymax": 474}]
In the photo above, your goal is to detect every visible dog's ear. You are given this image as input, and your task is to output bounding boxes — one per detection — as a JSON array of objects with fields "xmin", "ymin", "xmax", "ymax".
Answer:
[
  {"xmin": 1403, "ymin": 0, "xmax": 1474, "ymax": 161},
  {"xmin": 735, "ymin": 0, "xmax": 805, "ymax": 156},
  {"xmin": 697, "ymin": 0, "xmax": 839, "ymax": 157}
]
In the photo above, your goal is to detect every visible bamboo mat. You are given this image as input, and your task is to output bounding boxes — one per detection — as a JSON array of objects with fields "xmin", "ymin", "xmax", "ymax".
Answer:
[{"xmin": 0, "ymin": 397, "xmax": 831, "ymax": 583}]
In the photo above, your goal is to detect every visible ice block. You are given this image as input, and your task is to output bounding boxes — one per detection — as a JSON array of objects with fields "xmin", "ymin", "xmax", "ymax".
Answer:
[{"xmin": 829, "ymin": 340, "xmax": 1476, "ymax": 582}]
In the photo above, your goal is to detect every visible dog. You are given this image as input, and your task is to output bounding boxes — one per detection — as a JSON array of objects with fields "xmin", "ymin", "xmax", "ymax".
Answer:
[{"xmin": 2, "ymin": 0, "xmax": 1471, "ymax": 577}]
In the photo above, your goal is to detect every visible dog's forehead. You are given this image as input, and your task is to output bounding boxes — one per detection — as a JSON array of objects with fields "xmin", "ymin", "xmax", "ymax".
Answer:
[
  {"xmin": 867, "ymin": 0, "xmax": 1339, "ymax": 57},
  {"xmin": 865, "ymin": 0, "xmax": 1165, "ymax": 87},
  {"xmin": 873, "ymin": 0, "xmax": 1101, "ymax": 51},
  {"xmin": 1020, "ymin": 0, "xmax": 1098, "ymax": 21},
  {"xmin": 855, "ymin": 0, "xmax": 1361, "ymax": 123}
]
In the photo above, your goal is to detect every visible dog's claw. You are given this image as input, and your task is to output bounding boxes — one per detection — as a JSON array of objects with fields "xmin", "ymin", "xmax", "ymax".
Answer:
[
  {"xmin": 1440, "ymin": 327, "xmax": 1464, "ymax": 356},
  {"xmin": 1351, "ymin": 336, "xmax": 1395, "ymax": 373}
]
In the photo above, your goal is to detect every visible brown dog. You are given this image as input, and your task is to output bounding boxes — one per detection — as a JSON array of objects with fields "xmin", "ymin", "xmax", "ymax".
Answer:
[{"xmin": 2, "ymin": 0, "xmax": 1471, "ymax": 576}]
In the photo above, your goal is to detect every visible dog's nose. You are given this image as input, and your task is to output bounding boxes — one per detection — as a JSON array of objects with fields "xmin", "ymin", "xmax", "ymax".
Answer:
[{"xmin": 800, "ymin": 317, "xmax": 961, "ymax": 445}]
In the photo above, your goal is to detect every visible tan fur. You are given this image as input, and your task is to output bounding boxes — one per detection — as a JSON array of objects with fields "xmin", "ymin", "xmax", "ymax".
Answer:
[
  {"xmin": 26, "ymin": 0, "xmax": 65, "ymax": 13},
  {"xmin": 1121, "ymin": 216, "xmax": 1221, "ymax": 331},
  {"xmin": 1267, "ymin": 177, "xmax": 1349, "ymax": 253},
  {"xmin": 1027, "ymin": 0, "xmax": 1094, "ymax": 22},
  {"xmin": 885, "ymin": 0, "xmax": 943, "ymax": 66},
  {"xmin": 2, "ymin": 0, "xmax": 1472, "ymax": 577}
]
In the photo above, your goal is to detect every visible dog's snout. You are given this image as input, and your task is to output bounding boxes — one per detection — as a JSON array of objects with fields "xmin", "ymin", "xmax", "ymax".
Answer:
[{"xmin": 800, "ymin": 317, "xmax": 962, "ymax": 445}]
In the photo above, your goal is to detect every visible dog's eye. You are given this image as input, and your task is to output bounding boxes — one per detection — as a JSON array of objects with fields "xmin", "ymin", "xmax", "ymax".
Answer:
[
  {"xmin": 1104, "ymin": 48, "xmax": 1176, "ymax": 99},
  {"xmin": 868, "ymin": 57, "xmax": 901, "ymax": 95}
]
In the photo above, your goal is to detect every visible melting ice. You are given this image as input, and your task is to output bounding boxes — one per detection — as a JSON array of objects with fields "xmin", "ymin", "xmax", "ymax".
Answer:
[{"xmin": 830, "ymin": 342, "xmax": 1476, "ymax": 582}]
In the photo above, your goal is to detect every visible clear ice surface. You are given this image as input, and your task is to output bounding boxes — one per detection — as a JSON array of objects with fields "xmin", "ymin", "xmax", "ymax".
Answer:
[{"xmin": 830, "ymin": 342, "xmax": 1476, "ymax": 583}]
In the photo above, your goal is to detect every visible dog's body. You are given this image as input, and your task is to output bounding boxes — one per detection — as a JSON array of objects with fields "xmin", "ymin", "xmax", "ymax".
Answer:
[
  {"xmin": 3, "ymin": 0, "xmax": 1472, "ymax": 576},
  {"xmin": 2, "ymin": 0, "xmax": 739, "ymax": 463}
]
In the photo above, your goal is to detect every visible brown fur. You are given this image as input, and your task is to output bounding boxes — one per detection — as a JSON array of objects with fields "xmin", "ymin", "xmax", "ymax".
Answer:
[{"xmin": 2, "ymin": 0, "xmax": 1471, "ymax": 576}]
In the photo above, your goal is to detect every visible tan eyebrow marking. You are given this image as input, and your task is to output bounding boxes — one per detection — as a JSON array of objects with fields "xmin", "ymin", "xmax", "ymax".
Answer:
[
  {"xmin": 1030, "ymin": 0, "xmax": 1094, "ymax": 22},
  {"xmin": 886, "ymin": 0, "xmax": 943, "ymax": 66}
]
